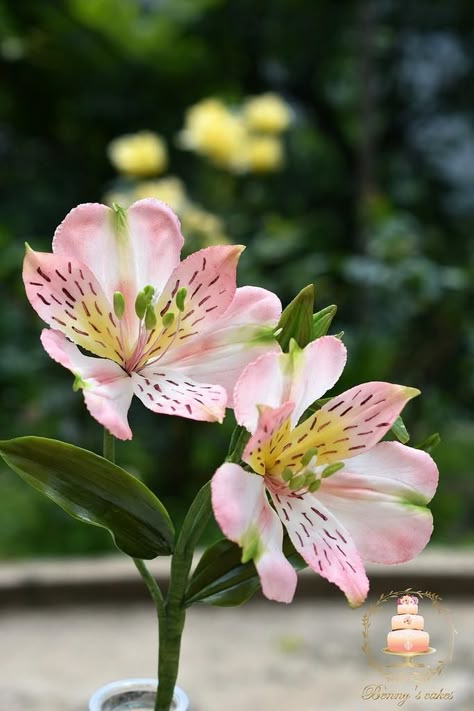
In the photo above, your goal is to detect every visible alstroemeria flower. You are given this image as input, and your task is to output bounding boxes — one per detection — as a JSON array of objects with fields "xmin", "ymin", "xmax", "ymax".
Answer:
[
  {"xmin": 23, "ymin": 199, "xmax": 281, "ymax": 439},
  {"xmin": 211, "ymin": 337, "xmax": 438, "ymax": 606}
]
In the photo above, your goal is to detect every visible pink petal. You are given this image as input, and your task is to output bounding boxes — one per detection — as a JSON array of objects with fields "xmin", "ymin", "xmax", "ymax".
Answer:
[
  {"xmin": 52, "ymin": 200, "xmax": 183, "ymax": 299},
  {"xmin": 271, "ymin": 491, "xmax": 369, "ymax": 607},
  {"xmin": 41, "ymin": 329, "xmax": 133, "ymax": 440},
  {"xmin": 234, "ymin": 351, "xmax": 286, "ymax": 432},
  {"xmin": 275, "ymin": 382, "xmax": 421, "ymax": 468},
  {"xmin": 287, "ymin": 337, "xmax": 347, "ymax": 425},
  {"xmin": 23, "ymin": 247, "xmax": 122, "ymax": 363},
  {"xmin": 211, "ymin": 463, "xmax": 297, "ymax": 603},
  {"xmin": 243, "ymin": 402, "xmax": 295, "ymax": 475},
  {"xmin": 234, "ymin": 336, "xmax": 346, "ymax": 431},
  {"xmin": 317, "ymin": 382, "xmax": 420, "ymax": 461},
  {"xmin": 154, "ymin": 245, "xmax": 244, "ymax": 342},
  {"xmin": 162, "ymin": 286, "xmax": 281, "ymax": 407},
  {"xmin": 52, "ymin": 200, "xmax": 183, "ymax": 346},
  {"xmin": 316, "ymin": 442, "xmax": 438, "ymax": 564},
  {"xmin": 131, "ymin": 368, "xmax": 227, "ymax": 423}
]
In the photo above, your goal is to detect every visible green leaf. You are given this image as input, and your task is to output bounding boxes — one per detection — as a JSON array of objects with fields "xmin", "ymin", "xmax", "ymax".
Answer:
[
  {"xmin": 185, "ymin": 536, "xmax": 306, "ymax": 607},
  {"xmin": 174, "ymin": 481, "xmax": 212, "ymax": 560},
  {"xmin": 226, "ymin": 425, "xmax": 250, "ymax": 464},
  {"xmin": 0, "ymin": 436, "xmax": 174, "ymax": 559},
  {"xmin": 390, "ymin": 415, "xmax": 410, "ymax": 444},
  {"xmin": 276, "ymin": 284, "xmax": 314, "ymax": 351},
  {"xmin": 415, "ymin": 432, "xmax": 441, "ymax": 454},
  {"xmin": 312, "ymin": 304, "xmax": 337, "ymax": 338}
]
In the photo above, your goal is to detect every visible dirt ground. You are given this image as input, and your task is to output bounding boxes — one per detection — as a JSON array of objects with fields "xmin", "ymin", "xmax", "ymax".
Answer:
[{"xmin": 0, "ymin": 598, "xmax": 472, "ymax": 711}]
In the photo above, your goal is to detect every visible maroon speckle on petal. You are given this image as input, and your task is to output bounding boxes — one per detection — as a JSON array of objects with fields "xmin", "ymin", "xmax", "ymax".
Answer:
[
  {"xmin": 74, "ymin": 280, "xmax": 84, "ymax": 296},
  {"xmin": 198, "ymin": 295, "xmax": 211, "ymax": 307},
  {"xmin": 55, "ymin": 270, "xmax": 67, "ymax": 283},
  {"xmin": 37, "ymin": 267, "xmax": 51, "ymax": 282},
  {"xmin": 191, "ymin": 283, "xmax": 202, "ymax": 299},
  {"xmin": 208, "ymin": 275, "xmax": 219, "ymax": 286},
  {"xmin": 311, "ymin": 507, "xmax": 328, "ymax": 521},
  {"xmin": 360, "ymin": 393, "xmax": 373, "ymax": 406},
  {"xmin": 37, "ymin": 293, "xmax": 51, "ymax": 306}
]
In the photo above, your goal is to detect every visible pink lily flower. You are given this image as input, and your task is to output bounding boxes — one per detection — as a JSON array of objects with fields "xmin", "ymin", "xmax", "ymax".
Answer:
[
  {"xmin": 211, "ymin": 337, "xmax": 438, "ymax": 606},
  {"xmin": 23, "ymin": 199, "xmax": 281, "ymax": 439}
]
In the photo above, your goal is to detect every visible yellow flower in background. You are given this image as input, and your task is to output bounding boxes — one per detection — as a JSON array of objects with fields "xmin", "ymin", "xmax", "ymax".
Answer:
[
  {"xmin": 243, "ymin": 93, "xmax": 291, "ymax": 134},
  {"xmin": 244, "ymin": 135, "xmax": 284, "ymax": 173},
  {"xmin": 179, "ymin": 99, "xmax": 247, "ymax": 170},
  {"xmin": 182, "ymin": 206, "xmax": 229, "ymax": 246},
  {"xmin": 107, "ymin": 131, "xmax": 168, "ymax": 177},
  {"xmin": 133, "ymin": 177, "xmax": 187, "ymax": 213}
]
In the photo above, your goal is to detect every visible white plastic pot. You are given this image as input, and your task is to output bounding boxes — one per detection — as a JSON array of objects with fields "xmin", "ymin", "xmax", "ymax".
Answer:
[{"xmin": 88, "ymin": 678, "xmax": 189, "ymax": 711}]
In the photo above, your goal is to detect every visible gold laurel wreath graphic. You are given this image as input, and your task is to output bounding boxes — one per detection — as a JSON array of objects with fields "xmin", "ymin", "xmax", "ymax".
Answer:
[{"xmin": 361, "ymin": 588, "xmax": 455, "ymax": 682}]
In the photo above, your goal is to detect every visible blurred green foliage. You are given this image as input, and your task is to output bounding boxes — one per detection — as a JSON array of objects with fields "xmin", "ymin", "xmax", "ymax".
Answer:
[{"xmin": 0, "ymin": 0, "xmax": 472, "ymax": 557}]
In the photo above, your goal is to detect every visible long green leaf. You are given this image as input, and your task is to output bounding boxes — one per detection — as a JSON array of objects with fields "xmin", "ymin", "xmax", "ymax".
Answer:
[
  {"xmin": 185, "ymin": 536, "xmax": 306, "ymax": 607},
  {"xmin": 0, "ymin": 436, "xmax": 174, "ymax": 558}
]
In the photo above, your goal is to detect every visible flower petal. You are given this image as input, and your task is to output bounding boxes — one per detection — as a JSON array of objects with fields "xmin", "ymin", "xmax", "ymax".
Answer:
[
  {"xmin": 153, "ymin": 245, "xmax": 244, "ymax": 342},
  {"xmin": 234, "ymin": 336, "xmax": 347, "ymax": 431},
  {"xmin": 243, "ymin": 402, "xmax": 294, "ymax": 475},
  {"xmin": 271, "ymin": 491, "xmax": 369, "ymax": 607},
  {"xmin": 52, "ymin": 199, "xmax": 183, "ymax": 299},
  {"xmin": 273, "ymin": 382, "xmax": 420, "ymax": 469},
  {"xmin": 52, "ymin": 200, "xmax": 183, "ymax": 347},
  {"xmin": 41, "ymin": 329, "xmax": 133, "ymax": 440},
  {"xmin": 316, "ymin": 442, "xmax": 438, "ymax": 564},
  {"xmin": 23, "ymin": 247, "xmax": 122, "ymax": 363},
  {"xmin": 160, "ymin": 286, "xmax": 281, "ymax": 406},
  {"xmin": 211, "ymin": 463, "xmax": 297, "ymax": 603},
  {"xmin": 287, "ymin": 337, "xmax": 347, "ymax": 425},
  {"xmin": 131, "ymin": 368, "xmax": 227, "ymax": 423}
]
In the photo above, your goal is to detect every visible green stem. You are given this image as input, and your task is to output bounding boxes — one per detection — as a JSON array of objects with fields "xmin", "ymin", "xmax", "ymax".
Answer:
[
  {"xmin": 103, "ymin": 428, "xmax": 115, "ymax": 462},
  {"xmin": 133, "ymin": 558, "xmax": 166, "ymax": 618},
  {"xmin": 102, "ymin": 428, "xmax": 168, "ymax": 708},
  {"xmin": 154, "ymin": 482, "xmax": 213, "ymax": 711}
]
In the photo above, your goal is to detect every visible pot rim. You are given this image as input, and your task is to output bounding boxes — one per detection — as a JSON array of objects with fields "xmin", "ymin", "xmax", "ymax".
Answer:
[{"xmin": 88, "ymin": 677, "xmax": 189, "ymax": 710}]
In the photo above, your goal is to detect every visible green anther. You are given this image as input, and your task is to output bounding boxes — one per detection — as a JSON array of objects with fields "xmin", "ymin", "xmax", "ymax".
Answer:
[
  {"xmin": 281, "ymin": 467, "xmax": 293, "ymax": 482},
  {"xmin": 135, "ymin": 290, "xmax": 148, "ymax": 319},
  {"xmin": 113, "ymin": 291, "xmax": 126, "ymax": 320},
  {"xmin": 145, "ymin": 305, "xmax": 157, "ymax": 331},
  {"xmin": 162, "ymin": 311, "xmax": 175, "ymax": 328},
  {"xmin": 175, "ymin": 287, "xmax": 187, "ymax": 312},
  {"xmin": 289, "ymin": 473, "xmax": 306, "ymax": 491},
  {"xmin": 303, "ymin": 472, "xmax": 316, "ymax": 487},
  {"xmin": 143, "ymin": 285, "xmax": 155, "ymax": 299},
  {"xmin": 300, "ymin": 447, "xmax": 318, "ymax": 467},
  {"xmin": 322, "ymin": 462, "xmax": 345, "ymax": 478},
  {"xmin": 308, "ymin": 479, "xmax": 321, "ymax": 493}
]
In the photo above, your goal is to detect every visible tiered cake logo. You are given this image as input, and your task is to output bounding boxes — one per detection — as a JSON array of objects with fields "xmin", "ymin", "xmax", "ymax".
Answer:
[{"xmin": 361, "ymin": 589, "xmax": 455, "ymax": 682}]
